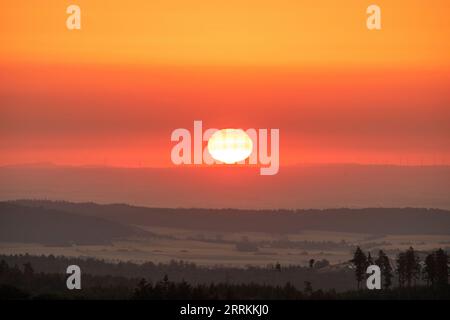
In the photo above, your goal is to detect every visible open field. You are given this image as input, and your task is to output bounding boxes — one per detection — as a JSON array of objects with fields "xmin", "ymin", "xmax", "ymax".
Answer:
[{"xmin": 1, "ymin": 226, "xmax": 449, "ymax": 267}]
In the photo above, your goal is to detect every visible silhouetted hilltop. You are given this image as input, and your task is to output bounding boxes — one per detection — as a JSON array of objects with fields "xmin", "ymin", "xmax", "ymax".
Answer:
[
  {"xmin": 0, "ymin": 202, "xmax": 150, "ymax": 245},
  {"xmin": 9, "ymin": 200, "xmax": 450, "ymax": 235}
]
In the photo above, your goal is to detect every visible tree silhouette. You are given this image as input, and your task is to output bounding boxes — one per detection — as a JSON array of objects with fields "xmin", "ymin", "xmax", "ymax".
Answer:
[
  {"xmin": 350, "ymin": 247, "xmax": 367, "ymax": 289},
  {"xmin": 423, "ymin": 253, "xmax": 436, "ymax": 286},
  {"xmin": 434, "ymin": 249, "xmax": 448, "ymax": 288},
  {"xmin": 422, "ymin": 249, "xmax": 448, "ymax": 289},
  {"xmin": 303, "ymin": 281, "xmax": 313, "ymax": 295},
  {"xmin": 367, "ymin": 252, "xmax": 374, "ymax": 265},
  {"xmin": 134, "ymin": 278, "xmax": 152, "ymax": 299},
  {"xmin": 314, "ymin": 259, "xmax": 330, "ymax": 269},
  {"xmin": 396, "ymin": 252, "xmax": 406, "ymax": 287},
  {"xmin": 275, "ymin": 262, "xmax": 281, "ymax": 272},
  {"xmin": 23, "ymin": 263, "xmax": 34, "ymax": 277},
  {"xmin": 397, "ymin": 247, "xmax": 420, "ymax": 287},
  {"xmin": 375, "ymin": 250, "xmax": 393, "ymax": 289}
]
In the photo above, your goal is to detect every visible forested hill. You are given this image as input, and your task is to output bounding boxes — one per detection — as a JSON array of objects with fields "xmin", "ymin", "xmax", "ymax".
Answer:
[
  {"xmin": 0, "ymin": 202, "xmax": 150, "ymax": 245},
  {"xmin": 8, "ymin": 200, "xmax": 450, "ymax": 235}
]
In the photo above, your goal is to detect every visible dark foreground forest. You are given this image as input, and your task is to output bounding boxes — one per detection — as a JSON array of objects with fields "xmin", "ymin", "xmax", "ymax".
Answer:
[{"xmin": 0, "ymin": 247, "xmax": 448, "ymax": 300}]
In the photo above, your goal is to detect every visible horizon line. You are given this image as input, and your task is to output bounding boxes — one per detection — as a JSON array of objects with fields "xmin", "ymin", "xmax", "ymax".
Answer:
[
  {"xmin": 2, "ymin": 161, "xmax": 450, "ymax": 170},
  {"xmin": 4, "ymin": 198, "xmax": 450, "ymax": 213}
]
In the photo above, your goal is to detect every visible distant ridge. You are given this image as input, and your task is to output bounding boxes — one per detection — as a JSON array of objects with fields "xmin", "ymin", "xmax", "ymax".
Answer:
[{"xmin": 8, "ymin": 200, "xmax": 450, "ymax": 235}]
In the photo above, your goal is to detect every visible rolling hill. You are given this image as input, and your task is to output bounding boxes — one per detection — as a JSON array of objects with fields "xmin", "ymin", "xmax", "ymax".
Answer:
[
  {"xmin": 8, "ymin": 200, "xmax": 450, "ymax": 235},
  {"xmin": 0, "ymin": 202, "xmax": 150, "ymax": 245}
]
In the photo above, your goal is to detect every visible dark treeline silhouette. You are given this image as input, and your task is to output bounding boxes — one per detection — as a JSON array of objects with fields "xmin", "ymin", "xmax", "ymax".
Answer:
[
  {"xmin": 0, "ymin": 259, "xmax": 134, "ymax": 299},
  {"xmin": 0, "ymin": 251, "xmax": 449, "ymax": 300},
  {"xmin": 1, "ymin": 258, "xmax": 449, "ymax": 300},
  {"xmin": 0, "ymin": 259, "xmax": 336, "ymax": 300},
  {"xmin": 132, "ymin": 276, "xmax": 336, "ymax": 300},
  {"xmin": 0, "ymin": 254, "xmax": 353, "ymax": 292},
  {"xmin": 350, "ymin": 247, "xmax": 448, "ymax": 290}
]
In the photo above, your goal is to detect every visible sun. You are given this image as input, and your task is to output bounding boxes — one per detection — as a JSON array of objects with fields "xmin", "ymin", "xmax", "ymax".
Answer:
[{"xmin": 207, "ymin": 129, "xmax": 253, "ymax": 164}]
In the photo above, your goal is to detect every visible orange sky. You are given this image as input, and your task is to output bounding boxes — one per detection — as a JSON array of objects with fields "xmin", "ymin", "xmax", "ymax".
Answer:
[{"xmin": 1, "ymin": 0, "xmax": 449, "ymax": 167}]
